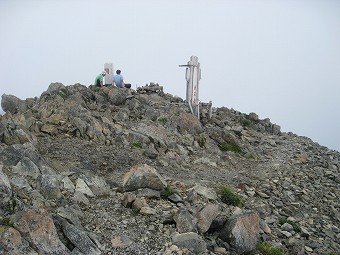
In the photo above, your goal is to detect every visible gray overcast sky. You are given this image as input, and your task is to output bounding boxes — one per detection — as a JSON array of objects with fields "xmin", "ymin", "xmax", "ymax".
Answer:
[{"xmin": 1, "ymin": 0, "xmax": 340, "ymax": 152}]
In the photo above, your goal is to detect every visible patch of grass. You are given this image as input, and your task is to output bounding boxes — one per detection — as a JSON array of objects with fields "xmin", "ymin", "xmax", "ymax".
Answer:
[
  {"xmin": 278, "ymin": 217, "xmax": 301, "ymax": 232},
  {"xmin": 197, "ymin": 136, "xmax": 206, "ymax": 148},
  {"xmin": 161, "ymin": 185, "xmax": 176, "ymax": 199},
  {"xmin": 242, "ymin": 119, "xmax": 252, "ymax": 127},
  {"xmin": 257, "ymin": 242, "xmax": 285, "ymax": 255},
  {"xmin": 0, "ymin": 217, "xmax": 15, "ymax": 228},
  {"xmin": 217, "ymin": 185, "xmax": 243, "ymax": 207},
  {"xmin": 5, "ymin": 198, "xmax": 17, "ymax": 215},
  {"xmin": 245, "ymin": 152, "xmax": 257, "ymax": 160},
  {"xmin": 219, "ymin": 142, "xmax": 242, "ymax": 154},
  {"xmin": 131, "ymin": 208, "xmax": 141, "ymax": 216},
  {"xmin": 131, "ymin": 142, "xmax": 142, "ymax": 148},
  {"xmin": 289, "ymin": 221, "xmax": 301, "ymax": 232},
  {"xmin": 158, "ymin": 116, "xmax": 167, "ymax": 124}
]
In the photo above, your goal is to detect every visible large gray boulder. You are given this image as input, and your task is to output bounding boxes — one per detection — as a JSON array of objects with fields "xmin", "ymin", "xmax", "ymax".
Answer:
[
  {"xmin": 219, "ymin": 211, "xmax": 260, "ymax": 254},
  {"xmin": 172, "ymin": 232, "xmax": 206, "ymax": 254},
  {"xmin": 62, "ymin": 221, "xmax": 101, "ymax": 255},
  {"xmin": 173, "ymin": 207, "xmax": 197, "ymax": 233},
  {"xmin": 79, "ymin": 174, "xmax": 110, "ymax": 197},
  {"xmin": 46, "ymin": 82, "xmax": 65, "ymax": 94},
  {"xmin": 37, "ymin": 174, "xmax": 62, "ymax": 200},
  {"xmin": 0, "ymin": 142, "xmax": 43, "ymax": 167},
  {"xmin": 123, "ymin": 164, "xmax": 167, "ymax": 192},
  {"xmin": 108, "ymin": 87, "xmax": 127, "ymax": 106},
  {"xmin": 196, "ymin": 203, "xmax": 220, "ymax": 234},
  {"xmin": 1, "ymin": 94, "xmax": 28, "ymax": 114},
  {"xmin": 176, "ymin": 112, "xmax": 203, "ymax": 135},
  {"xmin": 11, "ymin": 157, "xmax": 41, "ymax": 179}
]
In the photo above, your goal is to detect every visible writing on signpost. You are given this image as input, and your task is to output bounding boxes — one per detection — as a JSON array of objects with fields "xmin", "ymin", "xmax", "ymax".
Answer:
[{"xmin": 180, "ymin": 56, "xmax": 201, "ymax": 119}]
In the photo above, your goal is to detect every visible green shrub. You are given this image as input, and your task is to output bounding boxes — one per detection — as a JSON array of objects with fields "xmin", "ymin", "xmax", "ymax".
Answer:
[
  {"xmin": 5, "ymin": 198, "xmax": 17, "ymax": 214},
  {"xmin": 257, "ymin": 242, "xmax": 285, "ymax": 255},
  {"xmin": 131, "ymin": 142, "xmax": 142, "ymax": 148},
  {"xmin": 245, "ymin": 152, "xmax": 257, "ymax": 160},
  {"xmin": 289, "ymin": 221, "xmax": 301, "ymax": 232},
  {"xmin": 217, "ymin": 185, "xmax": 243, "ymax": 207},
  {"xmin": 242, "ymin": 119, "xmax": 252, "ymax": 127},
  {"xmin": 197, "ymin": 136, "xmax": 206, "ymax": 148},
  {"xmin": 0, "ymin": 217, "xmax": 15, "ymax": 228},
  {"xmin": 219, "ymin": 142, "xmax": 242, "ymax": 154},
  {"xmin": 158, "ymin": 116, "xmax": 167, "ymax": 124},
  {"xmin": 131, "ymin": 208, "xmax": 141, "ymax": 216},
  {"xmin": 161, "ymin": 185, "xmax": 176, "ymax": 198},
  {"xmin": 278, "ymin": 217, "xmax": 301, "ymax": 232}
]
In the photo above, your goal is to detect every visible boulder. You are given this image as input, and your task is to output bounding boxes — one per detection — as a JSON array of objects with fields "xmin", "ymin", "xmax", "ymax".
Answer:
[
  {"xmin": 1, "ymin": 94, "xmax": 27, "ymax": 114},
  {"xmin": 79, "ymin": 174, "xmax": 110, "ymax": 197},
  {"xmin": 173, "ymin": 207, "xmax": 197, "ymax": 233},
  {"xmin": 37, "ymin": 174, "xmax": 61, "ymax": 199},
  {"xmin": 0, "ymin": 227, "xmax": 38, "ymax": 255},
  {"xmin": 219, "ymin": 211, "xmax": 260, "ymax": 254},
  {"xmin": 176, "ymin": 112, "xmax": 203, "ymax": 135},
  {"xmin": 123, "ymin": 164, "xmax": 167, "ymax": 192},
  {"xmin": 196, "ymin": 203, "xmax": 220, "ymax": 234},
  {"xmin": 11, "ymin": 157, "xmax": 41, "ymax": 179},
  {"xmin": 62, "ymin": 221, "xmax": 101, "ymax": 255},
  {"xmin": 16, "ymin": 208, "xmax": 70, "ymax": 254},
  {"xmin": 46, "ymin": 82, "xmax": 66, "ymax": 94},
  {"xmin": 187, "ymin": 184, "xmax": 217, "ymax": 200},
  {"xmin": 172, "ymin": 232, "xmax": 206, "ymax": 254},
  {"xmin": 0, "ymin": 120, "xmax": 32, "ymax": 145},
  {"xmin": 75, "ymin": 178, "xmax": 95, "ymax": 198},
  {"xmin": 108, "ymin": 87, "xmax": 127, "ymax": 106}
]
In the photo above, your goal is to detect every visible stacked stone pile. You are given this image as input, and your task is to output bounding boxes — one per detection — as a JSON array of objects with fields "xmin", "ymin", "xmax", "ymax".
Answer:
[{"xmin": 0, "ymin": 83, "xmax": 339, "ymax": 254}]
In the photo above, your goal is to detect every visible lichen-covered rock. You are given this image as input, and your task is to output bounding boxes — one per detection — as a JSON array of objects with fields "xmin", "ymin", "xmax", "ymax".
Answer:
[
  {"xmin": 0, "ymin": 227, "xmax": 38, "ymax": 255},
  {"xmin": 15, "ymin": 208, "xmax": 70, "ymax": 254}
]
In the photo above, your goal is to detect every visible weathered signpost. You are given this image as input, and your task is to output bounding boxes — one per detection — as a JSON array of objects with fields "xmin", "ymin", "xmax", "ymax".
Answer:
[
  {"xmin": 180, "ymin": 56, "xmax": 212, "ymax": 120},
  {"xmin": 104, "ymin": 63, "xmax": 114, "ymax": 86}
]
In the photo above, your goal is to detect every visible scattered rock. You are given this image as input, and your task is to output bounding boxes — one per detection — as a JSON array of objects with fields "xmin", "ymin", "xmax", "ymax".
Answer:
[{"xmin": 0, "ymin": 83, "xmax": 338, "ymax": 254}]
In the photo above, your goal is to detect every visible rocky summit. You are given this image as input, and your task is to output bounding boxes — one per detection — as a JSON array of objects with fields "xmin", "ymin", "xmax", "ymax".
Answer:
[{"xmin": 0, "ymin": 82, "xmax": 339, "ymax": 255}]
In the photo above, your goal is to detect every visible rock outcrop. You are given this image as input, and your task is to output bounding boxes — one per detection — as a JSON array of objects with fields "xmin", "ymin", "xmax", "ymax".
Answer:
[{"xmin": 0, "ymin": 82, "xmax": 339, "ymax": 254}]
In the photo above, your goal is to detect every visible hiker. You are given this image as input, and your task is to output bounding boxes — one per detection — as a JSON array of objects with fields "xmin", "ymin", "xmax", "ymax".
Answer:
[
  {"xmin": 112, "ymin": 69, "xmax": 125, "ymax": 88},
  {"xmin": 95, "ymin": 71, "xmax": 106, "ymax": 87}
]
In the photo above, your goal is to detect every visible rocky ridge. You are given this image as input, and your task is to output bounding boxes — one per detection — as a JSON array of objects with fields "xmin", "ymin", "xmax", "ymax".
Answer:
[{"xmin": 0, "ymin": 83, "xmax": 339, "ymax": 255}]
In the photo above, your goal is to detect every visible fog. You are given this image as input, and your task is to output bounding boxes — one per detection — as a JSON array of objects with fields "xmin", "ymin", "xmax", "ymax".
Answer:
[{"xmin": 1, "ymin": 0, "xmax": 339, "ymax": 151}]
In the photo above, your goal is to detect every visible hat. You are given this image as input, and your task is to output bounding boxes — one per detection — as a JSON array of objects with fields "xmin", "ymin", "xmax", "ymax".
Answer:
[{"xmin": 101, "ymin": 71, "xmax": 106, "ymax": 76}]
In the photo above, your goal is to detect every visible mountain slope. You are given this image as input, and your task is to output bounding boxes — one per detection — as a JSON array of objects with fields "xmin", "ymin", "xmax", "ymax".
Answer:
[{"xmin": 0, "ymin": 83, "xmax": 339, "ymax": 254}]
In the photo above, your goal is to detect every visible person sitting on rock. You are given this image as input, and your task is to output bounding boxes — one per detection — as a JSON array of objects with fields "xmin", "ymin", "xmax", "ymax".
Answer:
[
  {"xmin": 95, "ymin": 71, "xmax": 106, "ymax": 87},
  {"xmin": 112, "ymin": 69, "xmax": 125, "ymax": 88}
]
